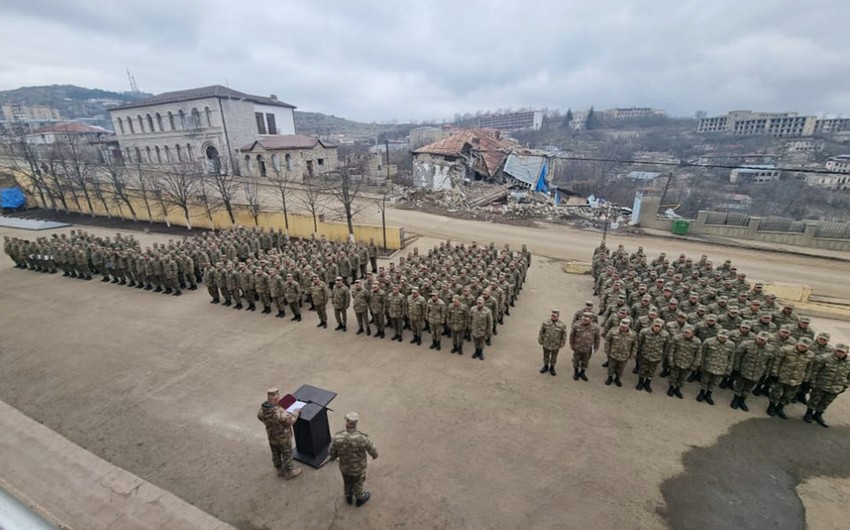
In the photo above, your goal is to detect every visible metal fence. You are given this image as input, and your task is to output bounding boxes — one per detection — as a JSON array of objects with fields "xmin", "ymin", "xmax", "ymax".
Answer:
[
  {"xmin": 815, "ymin": 221, "xmax": 850, "ymax": 240},
  {"xmin": 757, "ymin": 216, "xmax": 806, "ymax": 233},
  {"xmin": 703, "ymin": 211, "xmax": 750, "ymax": 226}
]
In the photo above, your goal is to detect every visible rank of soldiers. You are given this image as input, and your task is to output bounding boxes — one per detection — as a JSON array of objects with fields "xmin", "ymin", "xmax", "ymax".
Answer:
[
  {"xmin": 4, "ymin": 230, "xmax": 199, "ymax": 296},
  {"xmin": 198, "ymin": 228, "xmax": 530, "ymax": 360},
  {"xmin": 566, "ymin": 241, "xmax": 849, "ymax": 428}
]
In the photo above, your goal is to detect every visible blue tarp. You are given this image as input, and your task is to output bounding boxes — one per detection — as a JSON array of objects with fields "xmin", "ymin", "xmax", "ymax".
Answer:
[
  {"xmin": 534, "ymin": 159, "xmax": 549, "ymax": 193},
  {"xmin": 0, "ymin": 188, "xmax": 25, "ymax": 209}
]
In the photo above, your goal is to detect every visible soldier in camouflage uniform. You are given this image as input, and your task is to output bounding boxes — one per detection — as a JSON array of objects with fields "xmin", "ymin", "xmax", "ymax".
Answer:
[
  {"xmin": 369, "ymin": 283, "xmax": 387, "ymax": 339},
  {"xmin": 731, "ymin": 332, "xmax": 773, "ymax": 412},
  {"xmin": 406, "ymin": 287, "xmax": 427, "ymax": 346},
  {"xmin": 311, "ymin": 275, "xmax": 331, "ymax": 328},
  {"xmin": 604, "ymin": 319, "xmax": 637, "ymax": 387},
  {"xmin": 767, "ymin": 338, "xmax": 815, "ymax": 419},
  {"xmin": 332, "ymin": 277, "xmax": 351, "ymax": 331},
  {"xmin": 329, "ymin": 412, "xmax": 379, "ymax": 507},
  {"xmin": 387, "ymin": 285, "xmax": 406, "ymax": 342},
  {"xmin": 204, "ymin": 264, "xmax": 220, "ymax": 303},
  {"xmin": 636, "ymin": 318, "xmax": 670, "ymax": 393},
  {"xmin": 255, "ymin": 267, "xmax": 271, "ymax": 313},
  {"xmin": 257, "ymin": 388, "xmax": 302, "ymax": 480},
  {"xmin": 447, "ymin": 295, "xmax": 469, "ymax": 354},
  {"xmin": 468, "ymin": 297, "xmax": 493, "ymax": 360},
  {"xmin": 695, "ymin": 329, "xmax": 735, "ymax": 405},
  {"xmin": 284, "ymin": 273, "xmax": 302, "ymax": 321},
  {"xmin": 269, "ymin": 269, "xmax": 286, "ymax": 318},
  {"xmin": 426, "ymin": 291, "xmax": 447, "ymax": 350},
  {"xmin": 568, "ymin": 306, "xmax": 602, "ymax": 381},
  {"xmin": 665, "ymin": 326, "xmax": 701, "ymax": 398},
  {"xmin": 805, "ymin": 343, "xmax": 850, "ymax": 427},
  {"xmin": 538, "ymin": 310, "xmax": 568, "ymax": 376},
  {"xmin": 351, "ymin": 280, "xmax": 371, "ymax": 335}
]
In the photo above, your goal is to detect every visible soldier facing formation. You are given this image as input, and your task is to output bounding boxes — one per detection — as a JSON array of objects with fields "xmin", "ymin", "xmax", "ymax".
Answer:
[{"xmin": 590, "ymin": 241, "xmax": 849, "ymax": 427}]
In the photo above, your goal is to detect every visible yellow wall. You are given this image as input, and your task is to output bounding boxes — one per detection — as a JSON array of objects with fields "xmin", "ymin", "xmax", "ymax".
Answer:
[{"xmin": 13, "ymin": 172, "xmax": 404, "ymax": 249}]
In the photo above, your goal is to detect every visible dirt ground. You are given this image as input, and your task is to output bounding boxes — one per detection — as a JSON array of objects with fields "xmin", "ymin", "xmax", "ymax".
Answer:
[{"xmin": 1, "ymin": 217, "xmax": 849, "ymax": 530}]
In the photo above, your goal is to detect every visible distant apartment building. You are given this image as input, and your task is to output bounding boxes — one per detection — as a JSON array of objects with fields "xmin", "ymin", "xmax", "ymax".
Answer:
[
  {"xmin": 825, "ymin": 155, "xmax": 850, "ymax": 174},
  {"xmin": 805, "ymin": 156, "xmax": 850, "ymax": 190},
  {"xmin": 1, "ymin": 103, "xmax": 61, "ymax": 122},
  {"xmin": 699, "ymin": 110, "xmax": 849, "ymax": 138},
  {"xmin": 604, "ymin": 107, "xmax": 665, "ymax": 120},
  {"xmin": 729, "ymin": 165, "xmax": 781, "ymax": 184},
  {"xmin": 108, "ymin": 85, "xmax": 296, "ymax": 173},
  {"xmin": 477, "ymin": 110, "xmax": 543, "ymax": 131},
  {"xmin": 786, "ymin": 139, "xmax": 824, "ymax": 152}
]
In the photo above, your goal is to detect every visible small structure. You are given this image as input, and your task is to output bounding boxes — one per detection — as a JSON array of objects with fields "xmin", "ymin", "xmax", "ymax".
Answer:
[
  {"xmin": 240, "ymin": 135, "xmax": 338, "ymax": 181},
  {"xmin": 25, "ymin": 122, "xmax": 113, "ymax": 146},
  {"xmin": 729, "ymin": 165, "xmax": 781, "ymax": 184}
]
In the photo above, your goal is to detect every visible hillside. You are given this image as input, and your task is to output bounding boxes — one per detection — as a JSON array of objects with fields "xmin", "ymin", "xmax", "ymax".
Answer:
[
  {"xmin": 0, "ymin": 85, "xmax": 151, "ymax": 120},
  {"xmin": 294, "ymin": 110, "xmax": 412, "ymax": 140}
]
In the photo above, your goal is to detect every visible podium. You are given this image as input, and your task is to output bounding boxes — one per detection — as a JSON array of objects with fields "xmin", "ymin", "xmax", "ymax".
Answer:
[{"xmin": 292, "ymin": 384, "xmax": 337, "ymax": 468}]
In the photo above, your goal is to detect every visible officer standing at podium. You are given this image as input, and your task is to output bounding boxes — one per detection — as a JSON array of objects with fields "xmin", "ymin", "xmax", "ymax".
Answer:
[
  {"xmin": 329, "ymin": 412, "xmax": 379, "ymax": 507},
  {"xmin": 257, "ymin": 388, "xmax": 302, "ymax": 480}
]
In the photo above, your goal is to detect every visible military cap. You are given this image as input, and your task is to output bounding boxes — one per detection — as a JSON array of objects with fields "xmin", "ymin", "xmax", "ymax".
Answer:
[
  {"xmin": 756, "ymin": 332, "xmax": 770, "ymax": 340},
  {"xmin": 818, "ymin": 332, "xmax": 830, "ymax": 339},
  {"xmin": 266, "ymin": 387, "xmax": 280, "ymax": 398},
  {"xmin": 344, "ymin": 412, "xmax": 359, "ymax": 424},
  {"xmin": 783, "ymin": 303, "xmax": 795, "ymax": 310},
  {"xmin": 799, "ymin": 337, "xmax": 813, "ymax": 346},
  {"xmin": 728, "ymin": 305, "xmax": 740, "ymax": 312},
  {"xmin": 717, "ymin": 329, "xmax": 730, "ymax": 337},
  {"xmin": 585, "ymin": 301, "xmax": 594, "ymax": 306},
  {"xmin": 740, "ymin": 320, "xmax": 752, "ymax": 328},
  {"xmin": 799, "ymin": 316, "xmax": 811, "ymax": 323},
  {"xmin": 780, "ymin": 324, "xmax": 791, "ymax": 331},
  {"xmin": 682, "ymin": 325, "xmax": 695, "ymax": 333},
  {"xmin": 707, "ymin": 313, "xmax": 717, "ymax": 320},
  {"xmin": 765, "ymin": 293, "xmax": 776, "ymax": 299},
  {"xmin": 620, "ymin": 318, "xmax": 631, "ymax": 325},
  {"xmin": 759, "ymin": 311, "xmax": 771, "ymax": 318},
  {"xmin": 618, "ymin": 307, "xmax": 628, "ymax": 313},
  {"xmin": 653, "ymin": 318, "xmax": 665, "ymax": 326},
  {"xmin": 718, "ymin": 296, "xmax": 728, "ymax": 302},
  {"xmin": 755, "ymin": 282, "xmax": 764, "ymax": 287},
  {"xmin": 676, "ymin": 311, "xmax": 687, "ymax": 318},
  {"xmin": 835, "ymin": 343, "xmax": 848, "ymax": 352},
  {"xmin": 431, "ymin": 291, "xmax": 439, "ymax": 296},
  {"xmin": 412, "ymin": 286, "xmax": 419, "ymax": 292},
  {"xmin": 551, "ymin": 309, "xmax": 560, "ymax": 315},
  {"xmin": 642, "ymin": 294, "xmax": 652, "ymax": 301},
  {"xmin": 582, "ymin": 311, "xmax": 594, "ymax": 318}
]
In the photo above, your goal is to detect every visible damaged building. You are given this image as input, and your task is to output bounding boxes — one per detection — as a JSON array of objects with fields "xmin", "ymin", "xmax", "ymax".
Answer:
[{"xmin": 411, "ymin": 128, "xmax": 553, "ymax": 193}]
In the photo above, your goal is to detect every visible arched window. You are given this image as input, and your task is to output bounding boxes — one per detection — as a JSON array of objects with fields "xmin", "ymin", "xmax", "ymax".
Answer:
[
  {"xmin": 125, "ymin": 148, "xmax": 132, "ymax": 161},
  {"xmin": 168, "ymin": 111, "xmax": 175, "ymax": 130},
  {"xmin": 137, "ymin": 115, "xmax": 144, "ymax": 133},
  {"xmin": 164, "ymin": 146, "xmax": 171, "ymax": 162},
  {"xmin": 116, "ymin": 118, "xmax": 125, "ymax": 135},
  {"xmin": 134, "ymin": 147, "xmax": 142, "ymax": 163},
  {"xmin": 271, "ymin": 153, "xmax": 280, "ymax": 172},
  {"xmin": 285, "ymin": 153, "xmax": 292, "ymax": 171},
  {"xmin": 145, "ymin": 146, "xmax": 152, "ymax": 163},
  {"xmin": 257, "ymin": 154, "xmax": 267, "ymax": 178},
  {"xmin": 127, "ymin": 117, "xmax": 135, "ymax": 134},
  {"xmin": 190, "ymin": 108, "xmax": 201, "ymax": 129},
  {"xmin": 178, "ymin": 110, "xmax": 186, "ymax": 130},
  {"xmin": 206, "ymin": 145, "xmax": 221, "ymax": 174},
  {"xmin": 186, "ymin": 143, "xmax": 194, "ymax": 161},
  {"xmin": 146, "ymin": 114, "xmax": 154, "ymax": 132},
  {"xmin": 155, "ymin": 146, "xmax": 162, "ymax": 163},
  {"xmin": 205, "ymin": 106, "xmax": 213, "ymax": 127},
  {"xmin": 155, "ymin": 113, "xmax": 163, "ymax": 131},
  {"xmin": 175, "ymin": 144, "xmax": 183, "ymax": 162},
  {"xmin": 244, "ymin": 154, "xmax": 253, "ymax": 174}
]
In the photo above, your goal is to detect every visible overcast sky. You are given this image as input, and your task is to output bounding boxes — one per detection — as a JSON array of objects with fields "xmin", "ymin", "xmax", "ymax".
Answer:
[{"xmin": 1, "ymin": 0, "xmax": 848, "ymax": 122}]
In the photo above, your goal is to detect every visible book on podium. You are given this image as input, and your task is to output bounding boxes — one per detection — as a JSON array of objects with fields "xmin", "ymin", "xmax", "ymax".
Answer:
[{"xmin": 291, "ymin": 384, "xmax": 337, "ymax": 468}]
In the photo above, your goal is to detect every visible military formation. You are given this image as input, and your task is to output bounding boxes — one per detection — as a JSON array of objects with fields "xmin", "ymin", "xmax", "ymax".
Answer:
[
  {"xmin": 4, "ymin": 230, "xmax": 202, "ymax": 296},
  {"xmin": 196, "ymin": 228, "xmax": 529, "ymax": 360},
  {"xmin": 588, "ymin": 241, "xmax": 849, "ymax": 427}
]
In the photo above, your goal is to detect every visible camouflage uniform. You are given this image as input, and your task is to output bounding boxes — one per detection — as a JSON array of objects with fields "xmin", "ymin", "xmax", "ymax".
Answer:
[
  {"xmin": 426, "ymin": 295, "xmax": 447, "ymax": 349},
  {"xmin": 352, "ymin": 283, "xmax": 371, "ymax": 335},
  {"xmin": 387, "ymin": 288, "xmax": 407, "ymax": 341},
  {"xmin": 406, "ymin": 291, "xmax": 427, "ymax": 345},
  {"xmin": 311, "ymin": 278, "xmax": 331, "ymax": 327},
  {"xmin": 768, "ymin": 341, "xmax": 815, "ymax": 417},
  {"xmin": 732, "ymin": 334, "xmax": 774, "ymax": 411},
  {"xmin": 665, "ymin": 330, "xmax": 701, "ymax": 395},
  {"xmin": 257, "ymin": 392, "xmax": 300, "ymax": 478},
  {"xmin": 806, "ymin": 344, "xmax": 850, "ymax": 426},
  {"xmin": 697, "ymin": 333, "xmax": 735, "ymax": 399},
  {"xmin": 284, "ymin": 276, "xmax": 302, "ymax": 321},
  {"xmin": 636, "ymin": 321, "xmax": 671, "ymax": 390},
  {"xmin": 447, "ymin": 298, "xmax": 469, "ymax": 354},
  {"xmin": 332, "ymin": 280, "xmax": 351, "ymax": 330},
  {"xmin": 569, "ymin": 316, "xmax": 601, "ymax": 379},
  {"xmin": 204, "ymin": 266, "xmax": 219, "ymax": 303},
  {"xmin": 468, "ymin": 300, "xmax": 493, "ymax": 360},
  {"xmin": 329, "ymin": 413, "xmax": 378, "ymax": 506},
  {"xmin": 605, "ymin": 323, "xmax": 637, "ymax": 384},
  {"xmin": 369, "ymin": 285, "xmax": 387, "ymax": 338},
  {"xmin": 538, "ymin": 313, "xmax": 568, "ymax": 375}
]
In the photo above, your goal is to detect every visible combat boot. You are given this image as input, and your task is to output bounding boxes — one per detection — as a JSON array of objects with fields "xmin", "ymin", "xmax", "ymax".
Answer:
[
  {"xmin": 673, "ymin": 387, "xmax": 683, "ymax": 399},
  {"xmin": 635, "ymin": 378, "xmax": 644, "ymax": 391},
  {"xmin": 154, "ymin": 286, "xmax": 162, "ymax": 293},
  {"xmin": 540, "ymin": 364, "xmax": 550, "ymax": 374},
  {"xmin": 687, "ymin": 371, "xmax": 699, "ymax": 383},
  {"xmin": 614, "ymin": 377, "xmax": 622, "ymax": 387},
  {"xmin": 813, "ymin": 412, "xmax": 828, "ymax": 428},
  {"xmin": 718, "ymin": 376, "xmax": 729, "ymax": 389},
  {"xmin": 457, "ymin": 346, "xmax": 463, "ymax": 355},
  {"xmin": 295, "ymin": 314, "xmax": 302, "ymax": 322},
  {"xmin": 248, "ymin": 303, "xmax": 256, "ymax": 311},
  {"xmin": 573, "ymin": 369, "xmax": 580, "ymax": 381},
  {"xmin": 731, "ymin": 395, "xmax": 741, "ymax": 409},
  {"xmin": 366, "ymin": 327, "xmax": 371, "ymax": 336},
  {"xmin": 478, "ymin": 350, "xmax": 485, "ymax": 360},
  {"xmin": 277, "ymin": 310, "xmax": 285, "ymax": 318},
  {"xmin": 451, "ymin": 346, "xmax": 458, "ymax": 353},
  {"xmin": 416, "ymin": 336, "xmax": 422, "ymax": 345},
  {"xmin": 704, "ymin": 391, "xmax": 715, "ymax": 405},
  {"xmin": 643, "ymin": 379, "xmax": 653, "ymax": 393},
  {"xmin": 667, "ymin": 385, "xmax": 675, "ymax": 396},
  {"xmin": 435, "ymin": 341, "xmax": 441, "ymax": 351},
  {"xmin": 602, "ymin": 360, "xmax": 610, "ymax": 368},
  {"xmin": 346, "ymin": 495, "xmax": 353, "ymax": 505},
  {"xmin": 234, "ymin": 303, "xmax": 243, "ymax": 310},
  {"xmin": 355, "ymin": 491, "xmax": 371, "ymax": 507},
  {"xmin": 579, "ymin": 370, "xmax": 588, "ymax": 382},
  {"xmin": 767, "ymin": 402, "xmax": 777, "ymax": 416},
  {"xmin": 165, "ymin": 287, "xmax": 174, "ymax": 294},
  {"xmin": 409, "ymin": 336, "xmax": 417, "ymax": 344},
  {"xmin": 377, "ymin": 331, "xmax": 385, "ymax": 339},
  {"xmin": 659, "ymin": 368, "xmax": 670, "ymax": 378},
  {"xmin": 119, "ymin": 279, "xmax": 127, "ymax": 285},
  {"xmin": 776, "ymin": 405, "xmax": 788, "ymax": 420},
  {"xmin": 173, "ymin": 290, "xmax": 182, "ymax": 296},
  {"xmin": 605, "ymin": 376, "xmax": 614, "ymax": 386},
  {"xmin": 321, "ymin": 321, "xmax": 328, "ymax": 328},
  {"xmin": 738, "ymin": 397, "xmax": 749, "ymax": 412},
  {"xmin": 283, "ymin": 467, "xmax": 302, "ymax": 480},
  {"xmin": 794, "ymin": 386, "xmax": 809, "ymax": 405},
  {"xmin": 804, "ymin": 409, "xmax": 814, "ymax": 423},
  {"xmin": 222, "ymin": 300, "xmax": 230, "ymax": 306},
  {"xmin": 696, "ymin": 390, "xmax": 706, "ymax": 402},
  {"xmin": 549, "ymin": 365, "xmax": 556, "ymax": 376}
]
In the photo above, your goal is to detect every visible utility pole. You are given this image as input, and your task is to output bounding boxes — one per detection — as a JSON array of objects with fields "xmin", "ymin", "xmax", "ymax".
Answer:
[
  {"xmin": 381, "ymin": 138, "xmax": 391, "ymax": 250},
  {"xmin": 658, "ymin": 171, "xmax": 673, "ymax": 210}
]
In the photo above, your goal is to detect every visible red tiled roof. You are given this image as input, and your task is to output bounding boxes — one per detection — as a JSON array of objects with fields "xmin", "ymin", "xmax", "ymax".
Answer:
[
  {"xmin": 240, "ymin": 134, "xmax": 334, "ymax": 151},
  {"xmin": 413, "ymin": 128, "xmax": 517, "ymax": 177},
  {"xmin": 30, "ymin": 122, "xmax": 111, "ymax": 135},
  {"xmin": 109, "ymin": 85, "xmax": 295, "ymax": 111}
]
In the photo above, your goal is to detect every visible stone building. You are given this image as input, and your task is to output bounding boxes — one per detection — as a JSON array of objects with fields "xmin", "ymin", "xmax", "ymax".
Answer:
[
  {"xmin": 107, "ymin": 85, "xmax": 295, "ymax": 173},
  {"xmin": 239, "ymin": 135, "xmax": 338, "ymax": 181}
]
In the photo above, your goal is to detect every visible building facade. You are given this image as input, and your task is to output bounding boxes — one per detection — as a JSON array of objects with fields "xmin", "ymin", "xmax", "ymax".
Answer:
[
  {"xmin": 108, "ymin": 85, "xmax": 295, "ymax": 173},
  {"xmin": 729, "ymin": 165, "xmax": 781, "ymax": 184},
  {"xmin": 240, "ymin": 135, "xmax": 338, "ymax": 182},
  {"xmin": 604, "ymin": 107, "xmax": 665, "ymax": 120},
  {"xmin": 477, "ymin": 110, "xmax": 543, "ymax": 131},
  {"xmin": 1, "ymin": 104, "xmax": 61, "ymax": 122},
  {"xmin": 699, "ymin": 110, "xmax": 849, "ymax": 138}
]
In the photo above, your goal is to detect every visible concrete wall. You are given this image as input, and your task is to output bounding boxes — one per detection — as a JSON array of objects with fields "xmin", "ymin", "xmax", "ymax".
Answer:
[
  {"xmin": 242, "ymin": 144, "xmax": 339, "ymax": 181},
  {"xmin": 13, "ymin": 172, "xmax": 405, "ymax": 249}
]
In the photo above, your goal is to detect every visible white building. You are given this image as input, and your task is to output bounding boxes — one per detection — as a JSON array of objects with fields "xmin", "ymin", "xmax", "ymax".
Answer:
[
  {"xmin": 108, "ymin": 85, "xmax": 295, "ymax": 173},
  {"xmin": 729, "ymin": 165, "xmax": 781, "ymax": 184}
]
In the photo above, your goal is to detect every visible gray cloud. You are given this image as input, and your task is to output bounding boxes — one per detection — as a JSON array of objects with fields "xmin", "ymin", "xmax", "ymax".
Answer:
[{"xmin": 0, "ymin": 0, "xmax": 848, "ymax": 121}]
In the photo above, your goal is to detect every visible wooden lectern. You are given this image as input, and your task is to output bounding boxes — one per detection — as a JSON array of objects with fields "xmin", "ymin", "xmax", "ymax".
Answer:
[{"xmin": 292, "ymin": 384, "xmax": 337, "ymax": 468}]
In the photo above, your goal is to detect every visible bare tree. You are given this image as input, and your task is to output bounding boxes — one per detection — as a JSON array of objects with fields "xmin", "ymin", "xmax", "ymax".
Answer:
[
  {"xmin": 100, "ymin": 155, "xmax": 137, "ymax": 221},
  {"xmin": 132, "ymin": 164, "xmax": 157, "ymax": 224},
  {"xmin": 328, "ymin": 156, "xmax": 366, "ymax": 236},
  {"xmin": 160, "ymin": 162, "xmax": 201, "ymax": 229},
  {"xmin": 243, "ymin": 172, "xmax": 262, "ymax": 226},
  {"xmin": 299, "ymin": 175, "xmax": 327, "ymax": 233},
  {"xmin": 269, "ymin": 164, "xmax": 292, "ymax": 231},
  {"xmin": 206, "ymin": 157, "xmax": 238, "ymax": 225},
  {"xmin": 52, "ymin": 134, "xmax": 98, "ymax": 216},
  {"xmin": 1, "ymin": 122, "xmax": 57, "ymax": 210}
]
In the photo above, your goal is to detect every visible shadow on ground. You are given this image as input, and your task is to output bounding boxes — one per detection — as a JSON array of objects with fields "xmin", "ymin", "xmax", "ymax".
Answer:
[{"xmin": 661, "ymin": 417, "xmax": 850, "ymax": 529}]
